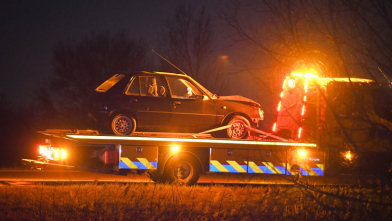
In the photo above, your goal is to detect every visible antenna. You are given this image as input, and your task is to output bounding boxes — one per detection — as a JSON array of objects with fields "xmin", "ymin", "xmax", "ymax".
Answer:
[
  {"xmin": 378, "ymin": 67, "xmax": 391, "ymax": 84},
  {"xmin": 152, "ymin": 50, "xmax": 187, "ymax": 75}
]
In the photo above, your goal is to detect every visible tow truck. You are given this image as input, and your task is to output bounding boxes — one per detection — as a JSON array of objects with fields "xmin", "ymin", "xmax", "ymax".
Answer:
[
  {"xmin": 23, "ymin": 127, "xmax": 322, "ymax": 185},
  {"xmin": 23, "ymin": 67, "xmax": 392, "ymax": 185}
]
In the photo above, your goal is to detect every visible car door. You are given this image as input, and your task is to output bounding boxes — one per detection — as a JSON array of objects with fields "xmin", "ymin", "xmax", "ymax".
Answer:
[
  {"xmin": 123, "ymin": 75, "xmax": 172, "ymax": 131},
  {"xmin": 166, "ymin": 76, "xmax": 217, "ymax": 132}
]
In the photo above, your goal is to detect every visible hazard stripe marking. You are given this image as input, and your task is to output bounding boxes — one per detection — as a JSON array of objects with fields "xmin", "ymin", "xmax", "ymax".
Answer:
[
  {"xmin": 302, "ymin": 164, "xmax": 318, "ymax": 176},
  {"xmin": 120, "ymin": 157, "xmax": 138, "ymax": 169},
  {"xmin": 227, "ymin": 161, "xmax": 246, "ymax": 173},
  {"xmin": 282, "ymin": 163, "xmax": 292, "ymax": 175},
  {"xmin": 262, "ymin": 162, "xmax": 282, "ymax": 174},
  {"xmin": 316, "ymin": 164, "xmax": 324, "ymax": 171},
  {"xmin": 137, "ymin": 158, "xmax": 156, "ymax": 169},
  {"xmin": 312, "ymin": 167, "xmax": 324, "ymax": 176},
  {"xmin": 245, "ymin": 161, "xmax": 264, "ymax": 173},
  {"xmin": 211, "ymin": 160, "xmax": 229, "ymax": 172},
  {"xmin": 313, "ymin": 164, "xmax": 324, "ymax": 176},
  {"xmin": 208, "ymin": 161, "xmax": 324, "ymax": 176}
]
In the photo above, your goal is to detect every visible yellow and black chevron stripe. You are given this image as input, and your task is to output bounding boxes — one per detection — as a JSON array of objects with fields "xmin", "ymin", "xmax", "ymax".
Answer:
[
  {"xmin": 210, "ymin": 160, "xmax": 324, "ymax": 176},
  {"xmin": 120, "ymin": 157, "xmax": 157, "ymax": 170}
]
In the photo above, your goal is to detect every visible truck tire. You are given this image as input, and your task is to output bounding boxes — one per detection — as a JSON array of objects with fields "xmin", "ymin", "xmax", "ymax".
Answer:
[
  {"xmin": 165, "ymin": 155, "xmax": 200, "ymax": 185},
  {"xmin": 226, "ymin": 116, "xmax": 250, "ymax": 139},
  {"xmin": 111, "ymin": 114, "xmax": 136, "ymax": 136}
]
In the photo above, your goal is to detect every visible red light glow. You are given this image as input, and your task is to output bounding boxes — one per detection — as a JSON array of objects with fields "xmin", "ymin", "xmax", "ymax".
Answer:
[
  {"xmin": 304, "ymin": 81, "xmax": 308, "ymax": 93},
  {"xmin": 298, "ymin": 127, "xmax": 302, "ymax": 139}
]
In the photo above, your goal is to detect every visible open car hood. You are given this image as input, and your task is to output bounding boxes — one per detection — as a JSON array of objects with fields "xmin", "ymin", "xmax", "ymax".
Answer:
[{"xmin": 217, "ymin": 95, "xmax": 260, "ymax": 107}]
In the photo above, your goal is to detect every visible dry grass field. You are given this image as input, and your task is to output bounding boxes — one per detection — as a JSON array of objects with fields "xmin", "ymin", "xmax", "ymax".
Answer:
[{"xmin": 0, "ymin": 182, "xmax": 391, "ymax": 220}]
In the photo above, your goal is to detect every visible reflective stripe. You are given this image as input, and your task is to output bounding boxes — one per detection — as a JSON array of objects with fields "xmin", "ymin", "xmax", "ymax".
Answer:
[
  {"xmin": 262, "ymin": 162, "xmax": 282, "ymax": 174},
  {"xmin": 227, "ymin": 161, "xmax": 246, "ymax": 173},
  {"xmin": 119, "ymin": 157, "xmax": 157, "ymax": 170},
  {"xmin": 246, "ymin": 161, "xmax": 264, "ymax": 173},
  {"xmin": 211, "ymin": 160, "xmax": 229, "ymax": 172},
  {"xmin": 67, "ymin": 134, "xmax": 317, "ymax": 147},
  {"xmin": 120, "ymin": 157, "xmax": 138, "ymax": 169},
  {"xmin": 207, "ymin": 160, "xmax": 324, "ymax": 176},
  {"xmin": 301, "ymin": 163, "xmax": 318, "ymax": 176},
  {"xmin": 316, "ymin": 164, "xmax": 324, "ymax": 171},
  {"xmin": 137, "ymin": 158, "xmax": 156, "ymax": 169},
  {"xmin": 282, "ymin": 163, "xmax": 293, "ymax": 175}
]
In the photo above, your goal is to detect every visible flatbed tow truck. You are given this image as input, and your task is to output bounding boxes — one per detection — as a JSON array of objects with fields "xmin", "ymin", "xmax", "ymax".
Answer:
[
  {"xmin": 23, "ymin": 68, "xmax": 392, "ymax": 185},
  {"xmin": 22, "ymin": 126, "xmax": 324, "ymax": 185}
]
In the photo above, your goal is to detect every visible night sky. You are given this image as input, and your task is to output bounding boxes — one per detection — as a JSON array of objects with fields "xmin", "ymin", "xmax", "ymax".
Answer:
[{"xmin": 0, "ymin": 1, "xmax": 211, "ymax": 107}]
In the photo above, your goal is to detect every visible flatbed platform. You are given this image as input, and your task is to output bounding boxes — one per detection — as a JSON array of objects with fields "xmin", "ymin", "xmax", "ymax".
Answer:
[{"xmin": 38, "ymin": 129, "xmax": 317, "ymax": 150}]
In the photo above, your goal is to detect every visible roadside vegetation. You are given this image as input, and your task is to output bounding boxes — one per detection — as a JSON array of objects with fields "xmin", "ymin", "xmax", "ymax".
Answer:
[{"xmin": 0, "ymin": 183, "xmax": 391, "ymax": 220}]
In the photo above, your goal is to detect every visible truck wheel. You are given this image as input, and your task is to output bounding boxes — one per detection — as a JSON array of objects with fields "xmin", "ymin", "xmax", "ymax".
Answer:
[
  {"xmin": 165, "ymin": 156, "xmax": 200, "ymax": 185},
  {"xmin": 226, "ymin": 116, "xmax": 250, "ymax": 139},
  {"xmin": 111, "ymin": 114, "xmax": 136, "ymax": 136}
]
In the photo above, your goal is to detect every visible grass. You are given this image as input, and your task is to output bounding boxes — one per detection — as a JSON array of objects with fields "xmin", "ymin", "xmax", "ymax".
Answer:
[{"xmin": 0, "ymin": 183, "xmax": 391, "ymax": 220}]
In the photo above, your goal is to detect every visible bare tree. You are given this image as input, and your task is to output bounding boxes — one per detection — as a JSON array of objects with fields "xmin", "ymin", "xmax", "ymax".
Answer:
[
  {"xmin": 158, "ymin": 5, "xmax": 228, "ymax": 94},
  {"xmin": 219, "ymin": 0, "xmax": 392, "ymax": 183},
  {"xmin": 37, "ymin": 32, "xmax": 152, "ymax": 129}
]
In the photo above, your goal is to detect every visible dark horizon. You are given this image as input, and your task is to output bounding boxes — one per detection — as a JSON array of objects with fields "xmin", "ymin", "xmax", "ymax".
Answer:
[{"xmin": 0, "ymin": 1, "xmax": 211, "ymax": 108}]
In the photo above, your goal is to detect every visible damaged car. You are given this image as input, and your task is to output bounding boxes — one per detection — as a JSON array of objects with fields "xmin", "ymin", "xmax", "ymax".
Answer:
[{"xmin": 88, "ymin": 71, "xmax": 263, "ymax": 139}]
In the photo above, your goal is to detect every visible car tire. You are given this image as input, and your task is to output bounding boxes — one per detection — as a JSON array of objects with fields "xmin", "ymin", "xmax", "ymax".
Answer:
[
  {"xmin": 165, "ymin": 156, "xmax": 200, "ymax": 185},
  {"xmin": 226, "ymin": 116, "xmax": 250, "ymax": 139},
  {"xmin": 111, "ymin": 114, "xmax": 136, "ymax": 136}
]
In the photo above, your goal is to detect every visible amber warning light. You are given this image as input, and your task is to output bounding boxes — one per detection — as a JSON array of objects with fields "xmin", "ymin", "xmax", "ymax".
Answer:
[
  {"xmin": 39, "ymin": 145, "xmax": 67, "ymax": 161},
  {"xmin": 171, "ymin": 145, "xmax": 180, "ymax": 152},
  {"xmin": 297, "ymin": 149, "xmax": 307, "ymax": 157},
  {"xmin": 344, "ymin": 151, "xmax": 352, "ymax": 161}
]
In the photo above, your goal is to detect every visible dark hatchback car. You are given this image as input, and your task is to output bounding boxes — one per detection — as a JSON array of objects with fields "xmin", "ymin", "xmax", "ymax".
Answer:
[{"xmin": 88, "ymin": 71, "xmax": 264, "ymax": 139}]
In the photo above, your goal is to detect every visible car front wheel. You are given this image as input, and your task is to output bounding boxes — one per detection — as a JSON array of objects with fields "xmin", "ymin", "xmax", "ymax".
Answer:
[
  {"xmin": 111, "ymin": 114, "xmax": 136, "ymax": 136},
  {"xmin": 226, "ymin": 116, "xmax": 250, "ymax": 139}
]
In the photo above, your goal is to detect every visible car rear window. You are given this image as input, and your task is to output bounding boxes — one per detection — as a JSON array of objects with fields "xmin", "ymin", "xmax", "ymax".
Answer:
[{"xmin": 95, "ymin": 74, "xmax": 125, "ymax": 92}]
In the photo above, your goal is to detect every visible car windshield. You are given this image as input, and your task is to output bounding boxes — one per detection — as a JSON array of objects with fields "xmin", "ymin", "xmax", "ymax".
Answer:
[
  {"xmin": 95, "ymin": 74, "xmax": 125, "ymax": 92},
  {"xmin": 189, "ymin": 77, "xmax": 217, "ymax": 99}
]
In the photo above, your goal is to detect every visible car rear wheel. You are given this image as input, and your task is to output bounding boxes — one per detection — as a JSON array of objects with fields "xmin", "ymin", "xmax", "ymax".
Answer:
[
  {"xmin": 226, "ymin": 116, "xmax": 250, "ymax": 139},
  {"xmin": 165, "ymin": 156, "xmax": 200, "ymax": 185},
  {"xmin": 111, "ymin": 114, "xmax": 136, "ymax": 136}
]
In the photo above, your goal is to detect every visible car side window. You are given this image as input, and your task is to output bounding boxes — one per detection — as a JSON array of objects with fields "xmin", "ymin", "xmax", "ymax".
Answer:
[
  {"xmin": 167, "ymin": 77, "xmax": 203, "ymax": 99},
  {"xmin": 125, "ymin": 76, "xmax": 140, "ymax": 95},
  {"xmin": 140, "ymin": 76, "xmax": 167, "ymax": 97}
]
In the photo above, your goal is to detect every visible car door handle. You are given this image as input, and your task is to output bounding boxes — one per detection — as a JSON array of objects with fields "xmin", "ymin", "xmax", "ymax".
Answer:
[
  {"xmin": 130, "ymin": 98, "xmax": 138, "ymax": 102},
  {"xmin": 173, "ymin": 101, "xmax": 181, "ymax": 105}
]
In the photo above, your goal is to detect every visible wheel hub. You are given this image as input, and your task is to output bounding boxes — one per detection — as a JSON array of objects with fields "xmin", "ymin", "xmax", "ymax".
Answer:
[
  {"xmin": 115, "ymin": 118, "xmax": 130, "ymax": 133},
  {"xmin": 174, "ymin": 163, "xmax": 191, "ymax": 179},
  {"xmin": 229, "ymin": 121, "xmax": 246, "ymax": 138}
]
